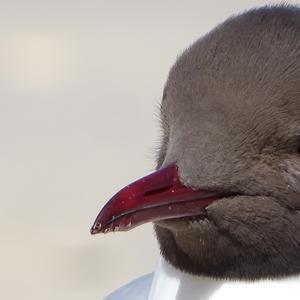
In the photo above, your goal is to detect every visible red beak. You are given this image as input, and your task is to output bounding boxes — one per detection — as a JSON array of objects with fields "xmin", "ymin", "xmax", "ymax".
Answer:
[{"xmin": 91, "ymin": 164, "xmax": 226, "ymax": 234}]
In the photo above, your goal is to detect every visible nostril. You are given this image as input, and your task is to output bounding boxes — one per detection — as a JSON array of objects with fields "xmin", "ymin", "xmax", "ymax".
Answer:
[{"xmin": 144, "ymin": 185, "xmax": 173, "ymax": 197}]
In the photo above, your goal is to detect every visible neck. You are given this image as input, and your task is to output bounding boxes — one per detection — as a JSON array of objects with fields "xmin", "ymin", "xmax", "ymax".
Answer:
[{"xmin": 148, "ymin": 257, "xmax": 300, "ymax": 300}]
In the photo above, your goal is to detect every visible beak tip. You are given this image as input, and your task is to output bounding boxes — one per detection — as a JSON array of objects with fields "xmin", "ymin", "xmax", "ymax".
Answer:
[
  {"xmin": 90, "ymin": 222, "xmax": 102, "ymax": 235},
  {"xmin": 90, "ymin": 228, "xmax": 97, "ymax": 235}
]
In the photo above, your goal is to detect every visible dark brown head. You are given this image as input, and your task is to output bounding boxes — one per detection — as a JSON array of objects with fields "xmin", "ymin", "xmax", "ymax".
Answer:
[
  {"xmin": 91, "ymin": 5, "xmax": 300, "ymax": 280},
  {"xmin": 155, "ymin": 5, "xmax": 300, "ymax": 280}
]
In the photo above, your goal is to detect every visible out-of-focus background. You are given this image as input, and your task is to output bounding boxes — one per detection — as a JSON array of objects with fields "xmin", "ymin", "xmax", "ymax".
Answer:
[{"xmin": 1, "ymin": 1, "xmax": 299, "ymax": 299}]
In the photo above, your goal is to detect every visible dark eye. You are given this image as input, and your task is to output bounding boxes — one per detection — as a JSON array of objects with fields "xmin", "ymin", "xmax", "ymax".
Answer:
[{"xmin": 292, "ymin": 138, "xmax": 300, "ymax": 155}]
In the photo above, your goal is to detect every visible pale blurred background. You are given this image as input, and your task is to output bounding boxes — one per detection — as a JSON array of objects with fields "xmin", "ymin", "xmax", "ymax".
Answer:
[{"xmin": 1, "ymin": 0, "xmax": 299, "ymax": 299}]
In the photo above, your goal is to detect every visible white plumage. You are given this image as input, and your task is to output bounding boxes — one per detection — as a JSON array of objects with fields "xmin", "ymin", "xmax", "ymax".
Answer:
[{"xmin": 105, "ymin": 257, "xmax": 300, "ymax": 300}]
